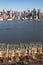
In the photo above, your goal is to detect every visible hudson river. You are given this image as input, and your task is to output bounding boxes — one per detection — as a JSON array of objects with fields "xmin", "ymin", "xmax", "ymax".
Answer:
[{"xmin": 0, "ymin": 20, "xmax": 43, "ymax": 43}]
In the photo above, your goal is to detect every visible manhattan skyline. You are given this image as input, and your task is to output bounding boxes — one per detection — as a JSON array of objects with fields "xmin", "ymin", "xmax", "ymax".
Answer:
[{"xmin": 0, "ymin": 0, "xmax": 43, "ymax": 11}]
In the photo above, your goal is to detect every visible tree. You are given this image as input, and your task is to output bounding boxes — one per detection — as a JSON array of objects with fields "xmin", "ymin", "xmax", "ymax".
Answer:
[{"xmin": 0, "ymin": 57, "xmax": 3, "ymax": 63}]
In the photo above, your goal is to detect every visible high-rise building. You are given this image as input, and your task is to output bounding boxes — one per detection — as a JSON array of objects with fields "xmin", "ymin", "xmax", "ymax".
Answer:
[
  {"xmin": 10, "ymin": 10, "xmax": 13, "ymax": 18},
  {"xmin": 40, "ymin": 12, "xmax": 43, "ymax": 19}
]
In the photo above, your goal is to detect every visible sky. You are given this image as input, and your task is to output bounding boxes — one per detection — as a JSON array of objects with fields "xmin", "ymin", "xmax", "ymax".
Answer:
[{"xmin": 0, "ymin": 0, "xmax": 43, "ymax": 11}]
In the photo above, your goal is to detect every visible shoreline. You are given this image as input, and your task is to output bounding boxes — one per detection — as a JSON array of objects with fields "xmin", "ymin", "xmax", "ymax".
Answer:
[{"xmin": 0, "ymin": 19, "xmax": 43, "ymax": 21}]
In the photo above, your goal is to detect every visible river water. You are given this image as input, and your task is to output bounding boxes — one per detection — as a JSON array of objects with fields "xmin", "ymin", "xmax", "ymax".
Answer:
[{"xmin": 0, "ymin": 20, "xmax": 43, "ymax": 44}]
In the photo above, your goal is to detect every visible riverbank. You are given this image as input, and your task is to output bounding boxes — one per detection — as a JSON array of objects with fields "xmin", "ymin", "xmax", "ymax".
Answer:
[{"xmin": 0, "ymin": 19, "xmax": 43, "ymax": 22}]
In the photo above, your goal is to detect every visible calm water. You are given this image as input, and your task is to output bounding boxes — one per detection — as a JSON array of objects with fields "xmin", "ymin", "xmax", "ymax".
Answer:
[{"xmin": 0, "ymin": 20, "xmax": 43, "ymax": 43}]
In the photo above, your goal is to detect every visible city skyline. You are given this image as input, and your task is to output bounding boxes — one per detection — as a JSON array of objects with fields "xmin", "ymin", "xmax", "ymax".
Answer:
[{"xmin": 0, "ymin": 0, "xmax": 43, "ymax": 11}]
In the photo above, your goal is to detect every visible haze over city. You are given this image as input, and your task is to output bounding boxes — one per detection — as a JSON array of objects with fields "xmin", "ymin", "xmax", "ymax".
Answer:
[{"xmin": 0, "ymin": 0, "xmax": 43, "ymax": 11}]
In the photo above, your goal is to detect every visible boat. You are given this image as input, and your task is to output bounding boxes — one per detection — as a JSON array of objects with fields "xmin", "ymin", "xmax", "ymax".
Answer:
[{"xmin": 7, "ymin": 18, "xmax": 12, "ymax": 21}]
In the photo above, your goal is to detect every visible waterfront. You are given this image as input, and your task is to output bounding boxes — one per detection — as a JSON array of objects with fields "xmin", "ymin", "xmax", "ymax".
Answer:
[
  {"xmin": 0, "ymin": 43, "xmax": 42, "ymax": 65},
  {"xmin": 0, "ymin": 20, "xmax": 43, "ymax": 43},
  {"xmin": 0, "ymin": 42, "xmax": 42, "ymax": 65}
]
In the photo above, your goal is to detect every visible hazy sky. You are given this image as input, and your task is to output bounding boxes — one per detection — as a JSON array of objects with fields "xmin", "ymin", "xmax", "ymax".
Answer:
[{"xmin": 0, "ymin": 0, "xmax": 43, "ymax": 11}]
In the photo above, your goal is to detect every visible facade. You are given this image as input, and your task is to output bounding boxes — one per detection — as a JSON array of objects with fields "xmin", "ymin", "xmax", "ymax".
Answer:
[
  {"xmin": 10, "ymin": 10, "xmax": 13, "ymax": 18},
  {"xmin": 40, "ymin": 12, "xmax": 43, "ymax": 19}
]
